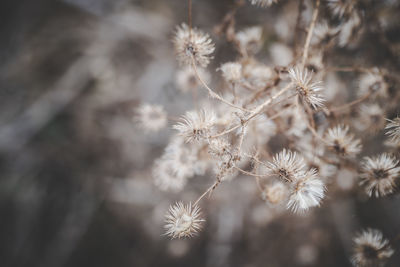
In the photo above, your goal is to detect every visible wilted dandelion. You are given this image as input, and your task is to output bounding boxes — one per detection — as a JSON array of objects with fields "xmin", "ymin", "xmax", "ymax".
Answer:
[
  {"xmin": 351, "ymin": 228, "xmax": 394, "ymax": 267},
  {"xmin": 173, "ymin": 23, "xmax": 215, "ymax": 67},
  {"xmin": 289, "ymin": 67, "xmax": 325, "ymax": 108},
  {"xmin": 359, "ymin": 153, "xmax": 400, "ymax": 197},
  {"xmin": 164, "ymin": 202, "xmax": 204, "ymax": 239},
  {"xmin": 325, "ymin": 125, "xmax": 362, "ymax": 157},
  {"xmin": 287, "ymin": 169, "xmax": 325, "ymax": 213}
]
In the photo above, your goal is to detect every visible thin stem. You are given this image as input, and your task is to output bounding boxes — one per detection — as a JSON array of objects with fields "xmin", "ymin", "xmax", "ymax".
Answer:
[
  {"xmin": 210, "ymin": 124, "xmax": 241, "ymax": 138},
  {"xmin": 234, "ymin": 166, "xmax": 268, "ymax": 178},
  {"xmin": 329, "ymin": 92, "xmax": 372, "ymax": 113},
  {"xmin": 326, "ymin": 66, "xmax": 370, "ymax": 73},
  {"xmin": 245, "ymin": 82, "xmax": 293, "ymax": 123},
  {"xmin": 194, "ymin": 179, "xmax": 221, "ymax": 206},
  {"xmin": 188, "ymin": 0, "xmax": 192, "ymax": 36},
  {"xmin": 191, "ymin": 58, "xmax": 251, "ymax": 113},
  {"xmin": 300, "ymin": 0, "xmax": 320, "ymax": 69}
]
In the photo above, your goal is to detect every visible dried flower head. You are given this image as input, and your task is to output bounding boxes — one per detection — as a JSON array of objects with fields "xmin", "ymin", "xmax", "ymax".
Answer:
[
  {"xmin": 327, "ymin": 0, "xmax": 356, "ymax": 18},
  {"xmin": 173, "ymin": 109, "xmax": 216, "ymax": 143},
  {"xmin": 176, "ymin": 66, "xmax": 210, "ymax": 93},
  {"xmin": 266, "ymin": 149, "xmax": 307, "ymax": 182},
  {"xmin": 385, "ymin": 117, "xmax": 400, "ymax": 144},
  {"xmin": 136, "ymin": 104, "xmax": 167, "ymax": 132},
  {"xmin": 289, "ymin": 67, "xmax": 325, "ymax": 108},
  {"xmin": 358, "ymin": 71, "xmax": 388, "ymax": 98},
  {"xmin": 351, "ymin": 228, "xmax": 394, "ymax": 267},
  {"xmin": 311, "ymin": 22, "xmax": 339, "ymax": 46},
  {"xmin": 325, "ymin": 125, "xmax": 362, "ymax": 157},
  {"xmin": 287, "ymin": 169, "xmax": 325, "ymax": 213},
  {"xmin": 236, "ymin": 26, "xmax": 263, "ymax": 55},
  {"xmin": 359, "ymin": 153, "xmax": 400, "ymax": 198},
  {"xmin": 355, "ymin": 104, "xmax": 385, "ymax": 133},
  {"xmin": 173, "ymin": 23, "xmax": 215, "ymax": 67},
  {"xmin": 249, "ymin": 0, "xmax": 279, "ymax": 8},
  {"xmin": 153, "ymin": 159, "xmax": 187, "ymax": 192},
  {"xmin": 219, "ymin": 62, "xmax": 242, "ymax": 83},
  {"xmin": 164, "ymin": 202, "xmax": 204, "ymax": 239},
  {"xmin": 262, "ymin": 182, "xmax": 289, "ymax": 205}
]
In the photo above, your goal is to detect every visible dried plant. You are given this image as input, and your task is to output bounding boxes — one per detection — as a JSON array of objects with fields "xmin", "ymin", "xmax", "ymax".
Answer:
[{"xmin": 133, "ymin": 0, "xmax": 400, "ymax": 264}]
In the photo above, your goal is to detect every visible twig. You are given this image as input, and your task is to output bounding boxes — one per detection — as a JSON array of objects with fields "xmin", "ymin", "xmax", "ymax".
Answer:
[{"xmin": 300, "ymin": 0, "xmax": 320, "ymax": 68}]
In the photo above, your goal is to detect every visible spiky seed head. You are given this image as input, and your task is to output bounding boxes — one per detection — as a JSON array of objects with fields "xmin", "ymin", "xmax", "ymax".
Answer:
[
  {"xmin": 351, "ymin": 228, "xmax": 394, "ymax": 267},
  {"xmin": 164, "ymin": 202, "xmax": 204, "ymax": 239},
  {"xmin": 359, "ymin": 153, "xmax": 400, "ymax": 198},
  {"xmin": 173, "ymin": 23, "xmax": 215, "ymax": 68}
]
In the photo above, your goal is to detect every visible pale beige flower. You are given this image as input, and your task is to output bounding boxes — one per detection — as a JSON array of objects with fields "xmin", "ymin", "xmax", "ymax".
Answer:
[{"xmin": 164, "ymin": 202, "xmax": 204, "ymax": 239}]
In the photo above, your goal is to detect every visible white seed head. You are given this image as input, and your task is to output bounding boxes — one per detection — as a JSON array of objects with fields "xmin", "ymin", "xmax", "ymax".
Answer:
[
  {"xmin": 219, "ymin": 62, "xmax": 242, "ymax": 83},
  {"xmin": 262, "ymin": 182, "xmax": 289, "ymax": 205},
  {"xmin": 135, "ymin": 104, "xmax": 167, "ymax": 132},
  {"xmin": 236, "ymin": 26, "xmax": 263, "ymax": 55},
  {"xmin": 173, "ymin": 109, "xmax": 216, "ymax": 143},
  {"xmin": 287, "ymin": 169, "xmax": 325, "ymax": 213},
  {"xmin": 385, "ymin": 117, "xmax": 400, "ymax": 144},
  {"xmin": 164, "ymin": 202, "xmax": 204, "ymax": 239},
  {"xmin": 358, "ymin": 71, "xmax": 388, "ymax": 98},
  {"xmin": 153, "ymin": 159, "xmax": 187, "ymax": 192},
  {"xmin": 351, "ymin": 228, "xmax": 394, "ymax": 267},
  {"xmin": 173, "ymin": 23, "xmax": 215, "ymax": 67},
  {"xmin": 359, "ymin": 153, "xmax": 400, "ymax": 198},
  {"xmin": 266, "ymin": 149, "xmax": 307, "ymax": 182},
  {"xmin": 289, "ymin": 67, "xmax": 325, "ymax": 108},
  {"xmin": 325, "ymin": 125, "xmax": 362, "ymax": 157}
]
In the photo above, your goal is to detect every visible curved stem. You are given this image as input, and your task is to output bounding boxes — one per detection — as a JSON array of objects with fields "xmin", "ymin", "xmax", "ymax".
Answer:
[
  {"xmin": 191, "ymin": 59, "xmax": 251, "ymax": 113},
  {"xmin": 329, "ymin": 92, "xmax": 372, "ymax": 113}
]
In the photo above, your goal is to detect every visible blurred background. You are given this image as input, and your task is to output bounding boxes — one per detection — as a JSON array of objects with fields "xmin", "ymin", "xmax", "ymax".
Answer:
[{"xmin": 1, "ymin": 0, "xmax": 400, "ymax": 266}]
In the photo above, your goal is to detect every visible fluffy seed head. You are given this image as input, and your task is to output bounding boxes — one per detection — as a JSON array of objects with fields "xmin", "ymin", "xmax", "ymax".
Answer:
[
  {"xmin": 136, "ymin": 104, "xmax": 167, "ymax": 132},
  {"xmin": 219, "ymin": 62, "xmax": 242, "ymax": 83},
  {"xmin": 289, "ymin": 67, "xmax": 325, "ymax": 108},
  {"xmin": 385, "ymin": 117, "xmax": 400, "ymax": 144},
  {"xmin": 236, "ymin": 26, "xmax": 263, "ymax": 55},
  {"xmin": 173, "ymin": 109, "xmax": 216, "ymax": 143},
  {"xmin": 173, "ymin": 23, "xmax": 215, "ymax": 67},
  {"xmin": 359, "ymin": 153, "xmax": 400, "ymax": 198},
  {"xmin": 358, "ymin": 72, "xmax": 388, "ymax": 98},
  {"xmin": 325, "ymin": 125, "xmax": 362, "ymax": 157},
  {"xmin": 164, "ymin": 202, "xmax": 204, "ymax": 239},
  {"xmin": 262, "ymin": 182, "xmax": 289, "ymax": 205},
  {"xmin": 287, "ymin": 169, "xmax": 325, "ymax": 213},
  {"xmin": 266, "ymin": 149, "xmax": 307, "ymax": 182},
  {"xmin": 351, "ymin": 228, "xmax": 394, "ymax": 267},
  {"xmin": 153, "ymin": 159, "xmax": 187, "ymax": 192}
]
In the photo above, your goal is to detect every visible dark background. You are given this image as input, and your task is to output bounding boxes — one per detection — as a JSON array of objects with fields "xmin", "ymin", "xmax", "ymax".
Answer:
[{"xmin": 1, "ymin": 0, "xmax": 400, "ymax": 266}]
